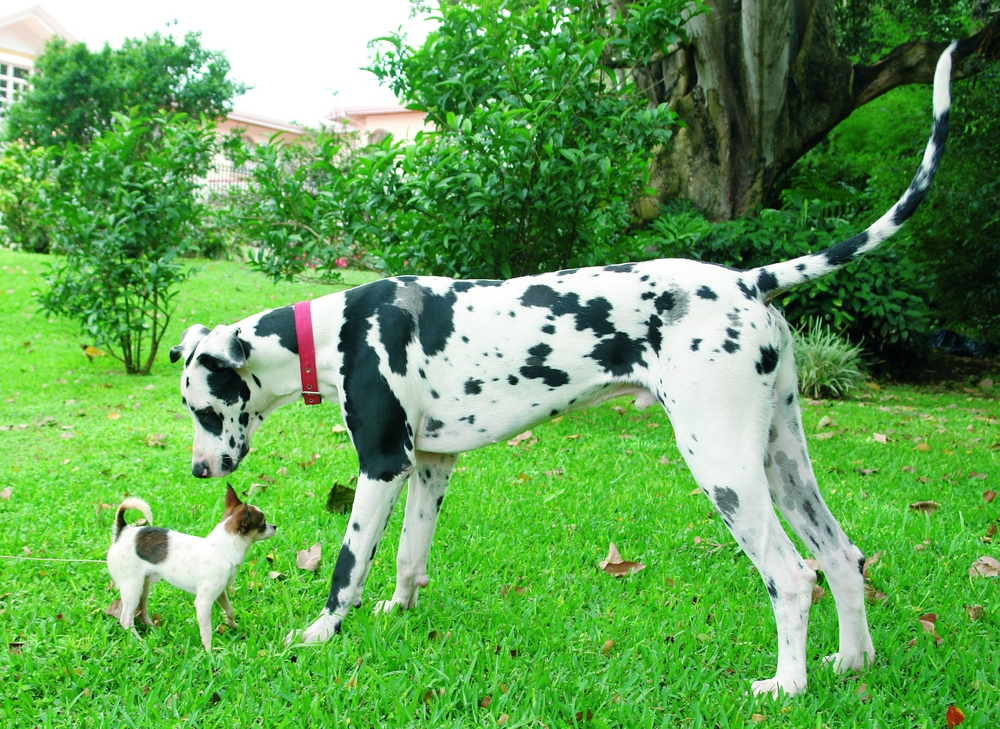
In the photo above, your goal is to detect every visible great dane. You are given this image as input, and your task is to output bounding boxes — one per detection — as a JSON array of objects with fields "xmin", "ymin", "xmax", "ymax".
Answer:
[{"xmin": 170, "ymin": 45, "xmax": 954, "ymax": 696}]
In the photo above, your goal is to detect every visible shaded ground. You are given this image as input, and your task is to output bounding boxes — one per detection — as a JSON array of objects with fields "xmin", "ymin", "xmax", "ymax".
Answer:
[{"xmin": 901, "ymin": 350, "xmax": 1000, "ymax": 387}]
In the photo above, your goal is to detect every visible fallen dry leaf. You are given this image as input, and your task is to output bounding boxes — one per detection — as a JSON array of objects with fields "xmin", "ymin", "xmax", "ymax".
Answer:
[
  {"xmin": 864, "ymin": 584, "xmax": 887, "ymax": 605},
  {"xmin": 817, "ymin": 415, "xmax": 832, "ymax": 429},
  {"xmin": 855, "ymin": 683, "xmax": 871, "ymax": 703},
  {"xmin": 497, "ymin": 713, "xmax": 509, "ymax": 726},
  {"xmin": 813, "ymin": 432, "xmax": 835, "ymax": 440},
  {"xmin": 506, "ymin": 430, "xmax": 535, "ymax": 447},
  {"xmin": 964, "ymin": 604, "xmax": 984, "ymax": 622},
  {"xmin": 9, "ymin": 642, "xmax": 25, "ymax": 655},
  {"xmin": 104, "ymin": 599, "xmax": 123, "ymax": 619},
  {"xmin": 968, "ymin": 555, "xmax": 1000, "ymax": 578},
  {"xmin": 918, "ymin": 617, "xmax": 943, "ymax": 645},
  {"xmin": 106, "ymin": 412, "xmax": 121, "ymax": 421},
  {"xmin": 480, "ymin": 696, "xmax": 492, "ymax": 709},
  {"xmin": 908, "ymin": 500, "xmax": 939, "ymax": 515},
  {"xmin": 0, "ymin": 487, "xmax": 11, "ymax": 501},
  {"xmin": 980, "ymin": 379, "xmax": 994, "ymax": 390},
  {"xmin": 946, "ymin": 705, "xmax": 966, "ymax": 728},
  {"xmin": 901, "ymin": 465, "xmax": 916, "ymax": 473},
  {"xmin": 331, "ymin": 424, "xmax": 348, "ymax": 434},
  {"xmin": 873, "ymin": 433, "xmax": 887, "ymax": 444},
  {"xmin": 916, "ymin": 442, "xmax": 931, "ymax": 452},
  {"xmin": 267, "ymin": 571, "xmax": 285, "ymax": 581},
  {"xmin": 811, "ymin": 585, "xmax": 826, "ymax": 604},
  {"xmin": 325, "ymin": 482, "xmax": 356, "ymax": 514},
  {"xmin": 601, "ymin": 639, "xmax": 614, "ymax": 654},
  {"xmin": 599, "ymin": 542, "xmax": 645, "ymax": 577},
  {"xmin": 751, "ymin": 714, "xmax": 766, "ymax": 724},
  {"xmin": 983, "ymin": 490, "xmax": 997, "ymax": 503},
  {"xmin": 144, "ymin": 433, "xmax": 167, "ymax": 448},
  {"xmin": 296, "ymin": 543, "xmax": 322, "ymax": 572},
  {"xmin": 575, "ymin": 709, "xmax": 594, "ymax": 723}
]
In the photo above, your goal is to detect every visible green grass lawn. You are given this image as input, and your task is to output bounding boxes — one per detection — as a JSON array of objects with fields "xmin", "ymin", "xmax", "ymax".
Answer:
[{"xmin": 1, "ymin": 248, "xmax": 998, "ymax": 728}]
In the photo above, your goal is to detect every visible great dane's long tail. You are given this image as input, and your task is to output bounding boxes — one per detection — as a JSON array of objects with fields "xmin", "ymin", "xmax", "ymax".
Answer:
[{"xmin": 752, "ymin": 41, "xmax": 956, "ymax": 303}]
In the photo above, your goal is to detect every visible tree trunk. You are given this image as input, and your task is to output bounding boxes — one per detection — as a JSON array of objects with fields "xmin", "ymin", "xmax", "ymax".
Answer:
[{"xmin": 636, "ymin": 1, "xmax": 1000, "ymax": 221}]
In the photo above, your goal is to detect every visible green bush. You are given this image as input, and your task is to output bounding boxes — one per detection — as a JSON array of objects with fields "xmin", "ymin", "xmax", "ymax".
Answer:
[
  {"xmin": 640, "ymin": 197, "xmax": 932, "ymax": 356},
  {"xmin": 0, "ymin": 144, "xmax": 56, "ymax": 253},
  {"xmin": 793, "ymin": 318, "xmax": 867, "ymax": 399},
  {"xmin": 40, "ymin": 111, "xmax": 215, "ymax": 374},
  {"xmin": 219, "ymin": 129, "xmax": 361, "ymax": 281}
]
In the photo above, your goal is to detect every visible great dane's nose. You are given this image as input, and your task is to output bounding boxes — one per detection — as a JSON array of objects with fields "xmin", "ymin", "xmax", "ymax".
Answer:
[{"xmin": 192, "ymin": 461, "xmax": 211, "ymax": 478}]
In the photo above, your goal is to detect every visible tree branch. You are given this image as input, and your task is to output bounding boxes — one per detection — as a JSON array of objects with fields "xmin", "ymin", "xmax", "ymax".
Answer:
[{"xmin": 853, "ymin": 12, "xmax": 1000, "ymax": 108}]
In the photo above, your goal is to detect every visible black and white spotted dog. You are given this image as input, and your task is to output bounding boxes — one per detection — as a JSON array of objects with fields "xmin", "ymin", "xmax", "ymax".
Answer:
[{"xmin": 169, "ymin": 45, "xmax": 954, "ymax": 696}]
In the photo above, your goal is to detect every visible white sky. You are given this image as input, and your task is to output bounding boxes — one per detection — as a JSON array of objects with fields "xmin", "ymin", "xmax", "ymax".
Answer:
[{"xmin": 21, "ymin": 1, "xmax": 435, "ymax": 126}]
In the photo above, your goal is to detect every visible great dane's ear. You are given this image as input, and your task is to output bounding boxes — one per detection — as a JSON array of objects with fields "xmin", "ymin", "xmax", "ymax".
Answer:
[
  {"xmin": 197, "ymin": 324, "xmax": 249, "ymax": 370},
  {"xmin": 169, "ymin": 324, "xmax": 210, "ymax": 364}
]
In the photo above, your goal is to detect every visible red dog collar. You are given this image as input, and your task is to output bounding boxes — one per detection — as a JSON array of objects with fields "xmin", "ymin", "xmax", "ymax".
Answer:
[{"xmin": 293, "ymin": 300, "xmax": 322, "ymax": 405}]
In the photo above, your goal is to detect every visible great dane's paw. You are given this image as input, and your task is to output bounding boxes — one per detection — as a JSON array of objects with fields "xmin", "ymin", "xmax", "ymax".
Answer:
[
  {"xmin": 751, "ymin": 676, "xmax": 806, "ymax": 698},
  {"xmin": 284, "ymin": 612, "xmax": 340, "ymax": 646},
  {"xmin": 373, "ymin": 593, "xmax": 417, "ymax": 614},
  {"xmin": 822, "ymin": 649, "xmax": 874, "ymax": 674}
]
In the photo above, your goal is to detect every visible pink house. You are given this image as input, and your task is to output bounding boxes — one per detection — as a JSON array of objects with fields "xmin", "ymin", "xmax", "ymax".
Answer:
[{"xmin": 328, "ymin": 104, "xmax": 432, "ymax": 143}]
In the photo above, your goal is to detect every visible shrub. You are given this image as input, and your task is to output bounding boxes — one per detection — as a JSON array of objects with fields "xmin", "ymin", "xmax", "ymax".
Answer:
[
  {"xmin": 0, "ymin": 144, "xmax": 56, "ymax": 253},
  {"xmin": 793, "ymin": 318, "xmax": 867, "ymax": 400},
  {"xmin": 640, "ymin": 197, "xmax": 932, "ymax": 355},
  {"xmin": 40, "ymin": 111, "xmax": 215, "ymax": 374}
]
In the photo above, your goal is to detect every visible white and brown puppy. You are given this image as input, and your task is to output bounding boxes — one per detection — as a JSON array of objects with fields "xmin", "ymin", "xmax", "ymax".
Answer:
[{"xmin": 106, "ymin": 485, "xmax": 276, "ymax": 651}]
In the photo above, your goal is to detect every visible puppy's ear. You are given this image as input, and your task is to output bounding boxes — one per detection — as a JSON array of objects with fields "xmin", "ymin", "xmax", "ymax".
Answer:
[
  {"xmin": 169, "ymin": 324, "xmax": 210, "ymax": 364},
  {"xmin": 197, "ymin": 325, "xmax": 248, "ymax": 370},
  {"xmin": 225, "ymin": 483, "xmax": 243, "ymax": 512}
]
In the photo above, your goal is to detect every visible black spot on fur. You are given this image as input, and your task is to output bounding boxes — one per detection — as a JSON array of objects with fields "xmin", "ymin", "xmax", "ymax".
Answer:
[
  {"xmin": 714, "ymin": 487, "xmax": 740, "ymax": 519},
  {"xmin": 340, "ymin": 280, "xmax": 412, "ymax": 481},
  {"xmin": 205, "ymin": 366, "xmax": 251, "ymax": 407},
  {"xmin": 325, "ymin": 544, "xmax": 358, "ymax": 614},
  {"xmin": 474, "ymin": 280, "xmax": 503, "ymax": 287},
  {"xmin": 756, "ymin": 345, "xmax": 779, "ymax": 375},
  {"xmin": 452, "ymin": 281, "xmax": 474, "ymax": 293},
  {"xmin": 691, "ymin": 338, "xmax": 701, "ymax": 351},
  {"xmin": 646, "ymin": 315, "xmax": 663, "ymax": 355},
  {"xmin": 696, "ymin": 286, "xmax": 718, "ymax": 300},
  {"xmin": 519, "ymin": 285, "xmax": 615, "ymax": 337},
  {"xmin": 726, "ymin": 328, "xmax": 740, "ymax": 339},
  {"xmin": 418, "ymin": 288, "xmax": 457, "ymax": 357},
  {"xmin": 541, "ymin": 324, "xmax": 555, "ymax": 335},
  {"xmin": 722, "ymin": 339, "xmax": 740, "ymax": 353},
  {"xmin": 803, "ymin": 499, "xmax": 819, "ymax": 526},
  {"xmin": 603, "ymin": 263, "xmax": 634, "ymax": 273},
  {"xmin": 352, "ymin": 522, "xmax": 361, "ymax": 532},
  {"xmin": 756, "ymin": 269, "xmax": 778, "ymax": 294},
  {"xmin": 641, "ymin": 291, "xmax": 655, "ymax": 301},
  {"xmin": 765, "ymin": 578, "xmax": 778, "ymax": 599},
  {"xmin": 435, "ymin": 495, "xmax": 444, "ymax": 512},
  {"xmin": 377, "ymin": 304, "xmax": 415, "ymax": 377},
  {"xmin": 737, "ymin": 279, "xmax": 757, "ymax": 300},
  {"xmin": 520, "ymin": 343, "xmax": 570, "ymax": 388},
  {"xmin": 255, "ymin": 306, "xmax": 298, "ymax": 353},
  {"xmin": 464, "ymin": 378, "xmax": 484, "ymax": 395},
  {"xmin": 194, "ymin": 408, "xmax": 224, "ymax": 437},
  {"xmin": 425, "ymin": 417, "xmax": 444, "ymax": 433},
  {"xmin": 252, "ymin": 374, "xmax": 262, "ymax": 388},
  {"xmin": 589, "ymin": 332, "xmax": 646, "ymax": 376},
  {"xmin": 508, "ymin": 375, "xmax": 519, "ymax": 386},
  {"xmin": 135, "ymin": 527, "xmax": 170, "ymax": 564}
]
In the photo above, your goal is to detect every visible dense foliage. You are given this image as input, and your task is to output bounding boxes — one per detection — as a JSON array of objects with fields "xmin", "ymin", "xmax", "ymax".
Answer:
[
  {"xmin": 40, "ymin": 112, "xmax": 216, "ymax": 374},
  {"xmin": 3, "ymin": 31, "xmax": 244, "ymax": 148},
  {"xmin": 640, "ymin": 197, "xmax": 933, "ymax": 361},
  {"xmin": 238, "ymin": 0, "xmax": 690, "ymax": 282}
]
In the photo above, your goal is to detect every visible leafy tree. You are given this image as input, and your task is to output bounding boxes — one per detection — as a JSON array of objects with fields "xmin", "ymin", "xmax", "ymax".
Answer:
[
  {"xmin": 0, "ymin": 143, "xmax": 56, "ymax": 252},
  {"xmin": 4, "ymin": 31, "xmax": 244, "ymax": 147},
  {"xmin": 40, "ymin": 111, "xmax": 216, "ymax": 374},
  {"xmin": 627, "ymin": 0, "xmax": 1000, "ymax": 220}
]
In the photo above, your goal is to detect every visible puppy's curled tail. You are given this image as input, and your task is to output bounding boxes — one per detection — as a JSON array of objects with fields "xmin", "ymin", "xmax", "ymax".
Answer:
[{"xmin": 112, "ymin": 497, "xmax": 153, "ymax": 543}]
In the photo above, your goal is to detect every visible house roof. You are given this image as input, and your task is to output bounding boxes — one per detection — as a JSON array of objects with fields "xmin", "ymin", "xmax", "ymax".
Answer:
[
  {"xmin": 0, "ymin": 5, "xmax": 77, "ymax": 48},
  {"xmin": 226, "ymin": 109, "xmax": 306, "ymax": 135},
  {"xmin": 327, "ymin": 104, "xmax": 422, "ymax": 125}
]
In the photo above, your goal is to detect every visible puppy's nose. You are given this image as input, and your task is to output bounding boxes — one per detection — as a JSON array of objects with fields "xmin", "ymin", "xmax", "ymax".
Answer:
[{"xmin": 192, "ymin": 461, "xmax": 211, "ymax": 478}]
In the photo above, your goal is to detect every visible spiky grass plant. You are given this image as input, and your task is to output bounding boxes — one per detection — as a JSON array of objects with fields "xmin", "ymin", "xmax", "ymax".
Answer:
[{"xmin": 793, "ymin": 318, "xmax": 868, "ymax": 399}]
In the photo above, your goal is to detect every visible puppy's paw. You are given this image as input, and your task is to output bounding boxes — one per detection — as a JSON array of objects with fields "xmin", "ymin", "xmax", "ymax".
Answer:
[
  {"xmin": 225, "ymin": 617, "xmax": 238, "ymax": 629},
  {"xmin": 285, "ymin": 611, "xmax": 340, "ymax": 646}
]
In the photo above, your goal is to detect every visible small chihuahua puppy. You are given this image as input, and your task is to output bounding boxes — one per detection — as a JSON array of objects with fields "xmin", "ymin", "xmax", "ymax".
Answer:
[{"xmin": 107, "ymin": 484, "xmax": 276, "ymax": 651}]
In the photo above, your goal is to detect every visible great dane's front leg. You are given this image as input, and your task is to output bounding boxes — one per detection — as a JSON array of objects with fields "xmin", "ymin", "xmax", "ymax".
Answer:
[
  {"xmin": 287, "ymin": 469, "xmax": 410, "ymax": 645},
  {"xmin": 376, "ymin": 451, "xmax": 458, "ymax": 613}
]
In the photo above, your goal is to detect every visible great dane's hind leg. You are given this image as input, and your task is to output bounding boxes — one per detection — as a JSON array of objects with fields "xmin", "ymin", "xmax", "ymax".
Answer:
[
  {"xmin": 285, "ymin": 468, "xmax": 410, "ymax": 645},
  {"xmin": 670, "ymin": 384, "xmax": 815, "ymax": 698},
  {"xmin": 765, "ymin": 338, "xmax": 874, "ymax": 675},
  {"xmin": 376, "ymin": 451, "xmax": 458, "ymax": 614}
]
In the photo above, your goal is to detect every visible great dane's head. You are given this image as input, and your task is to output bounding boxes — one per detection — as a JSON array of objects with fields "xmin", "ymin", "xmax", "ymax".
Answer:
[{"xmin": 170, "ymin": 323, "xmax": 261, "ymax": 478}]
